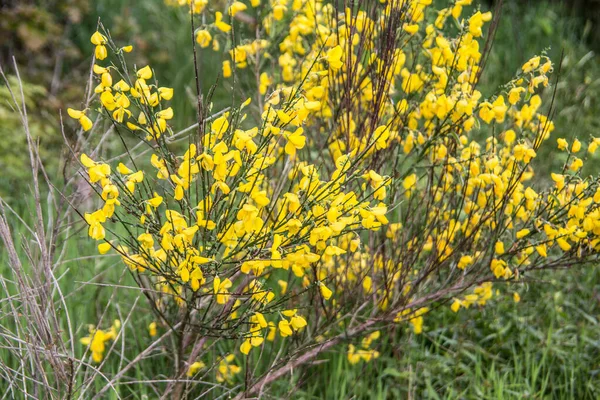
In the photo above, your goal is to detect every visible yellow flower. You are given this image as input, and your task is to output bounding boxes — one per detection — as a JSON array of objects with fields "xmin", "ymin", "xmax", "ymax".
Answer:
[
  {"xmin": 259, "ymin": 72, "xmax": 272, "ymax": 95},
  {"xmin": 147, "ymin": 192, "xmax": 163, "ymax": 208},
  {"xmin": 148, "ymin": 322, "xmax": 157, "ymax": 337},
  {"xmin": 588, "ymin": 138, "xmax": 600, "ymax": 154},
  {"xmin": 278, "ymin": 280, "xmax": 288, "ymax": 295},
  {"xmin": 213, "ymin": 276, "xmax": 232, "ymax": 304},
  {"xmin": 90, "ymin": 31, "xmax": 106, "ymax": 46},
  {"xmin": 458, "ymin": 255, "xmax": 473, "ymax": 270},
  {"xmin": 84, "ymin": 210, "xmax": 107, "ymax": 240},
  {"xmin": 535, "ymin": 244, "xmax": 548, "ymax": 258},
  {"xmin": 228, "ymin": 1, "xmax": 247, "ymax": 16},
  {"xmin": 278, "ymin": 319, "xmax": 293, "ymax": 337},
  {"xmin": 137, "ymin": 65, "xmax": 153, "ymax": 80},
  {"xmin": 503, "ymin": 129, "xmax": 516, "ymax": 144},
  {"xmin": 451, "ymin": 299, "xmax": 461, "ymax": 312},
  {"xmin": 196, "ymin": 30, "xmax": 212, "ymax": 48},
  {"xmin": 494, "ymin": 241, "xmax": 505, "ymax": 255},
  {"xmin": 556, "ymin": 238, "xmax": 571, "ymax": 251},
  {"xmin": 468, "ymin": 11, "xmax": 492, "ymax": 37},
  {"xmin": 216, "ymin": 355, "xmax": 240, "ymax": 383},
  {"xmin": 158, "ymin": 87, "xmax": 174, "ymax": 100},
  {"xmin": 138, "ymin": 232, "xmax": 154, "ymax": 249},
  {"xmin": 223, "ymin": 60, "xmax": 232, "ymax": 78},
  {"xmin": 491, "ymin": 259, "xmax": 507, "ymax": 278},
  {"xmin": 557, "ymin": 138, "xmax": 568, "ymax": 150},
  {"xmin": 67, "ymin": 108, "xmax": 93, "ymax": 131},
  {"xmin": 215, "ymin": 12, "xmax": 231, "ymax": 32},
  {"xmin": 80, "ymin": 320, "xmax": 119, "ymax": 363},
  {"xmin": 319, "ymin": 282, "xmax": 333, "ymax": 300},
  {"xmin": 569, "ymin": 158, "xmax": 583, "ymax": 171},
  {"xmin": 240, "ymin": 340, "xmax": 253, "ymax": 355},
  {"xmin": 156, "ymin": 107, "xmax": 173, "ymax": 120},
  {"xmin": 402, "ymin": 174, "xmax": 417, "ymax": 192},
  {"xmin": 240, "ymin": 313, "xmax": 266, "ymax": 355},
  {"xmin": 508, "ymin": 87, "xmax": 525, "ymax": 105},
  {"xmin": 325, "ymin": 46, "xmax": 343, "ymax": 70},
  {"xmin": 187, "ymin": 361, "xmax": 205, "ymax": 377},
  {"xmin": 408, "ymin": 308, "xmax": 428, "ymax": 334},
  {"xmin": 551, "ymin": 173, "xmax": 565, "ymax": 190},
  {"xmin": 403, "ymin": 23, "xmax": 419, "ymax": 35},
  {"xmin": 284, "ymin": 127, "xmax": 306, "ymax": 156},
  {"xmin": 273, "ymin": 4, "xmax": 287, "ymax": 20},
  {"xmin": 347, "ymin": 344, "xmax": 362, "ymax": 364},
  {"xmin": 98, "ymin": 242, "xmax": 111, "ymax": 254},
  {"xmin": 90, "ymin": 31, "xmax": 108, "ymax": 60},
  {"xmin": 522, "ymin": 56, "xmax": 541, "ymax": 73},
  {"xmin": 283, "ymin": 309, "xmax": 307, "ymax": 331}
]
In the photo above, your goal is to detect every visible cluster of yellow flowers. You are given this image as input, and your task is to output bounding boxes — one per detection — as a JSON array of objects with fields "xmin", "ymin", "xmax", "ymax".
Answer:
[
  {"xmin": 71, "ymin": 0, "xmax": 600, "ymax": 387},
  {"xmin": 72, "ymin": 9, "xmax": 388, "ymax": 364},
  {"xmin": 348, "ymin": 331, "xmax": 381, "ymax": 365},
  {"xmin": 451, "ymin": 282, "xmax": 493, "ymax": 312},
  {"xmin": 79, "ymin": 320, "xmax": 120, "ymax": 363},
  {"xmin": 186, "ymin": 354, "xmax": 242, "ymax": 383}
]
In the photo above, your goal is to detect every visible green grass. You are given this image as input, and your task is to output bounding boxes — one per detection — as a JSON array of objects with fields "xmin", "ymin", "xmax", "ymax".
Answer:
[{"xmin": 287, "ymin": 266, "xmax": 600, "ymax": 399}]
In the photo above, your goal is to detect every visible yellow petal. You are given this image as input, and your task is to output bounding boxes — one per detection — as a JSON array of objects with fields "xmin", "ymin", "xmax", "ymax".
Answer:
[
  {"xmin": 117, "ymin": 163, "xmax": 132, "ymax": 174},
  {"xmin": 320, "ymin": 283, "xmax": 333, "ymax": 300},
  {"xmin": 80, "ymin": 115, "xmax": 93, "ymax": 131},
  {"xmin": 137, "ymin": 65, "xmax": 153, "ymax": 80},
  {"xmin": 67, "ymin": 108, "xmax": 84, "ymax": 119},
  {"xmin": 90, "ymin": 31, "xmax": 106, "ymax": 46},
  {"xmin": 80, "ymin": 153, "xmax": 95, "ymax": 168},
  {"xmin": 98, "ymin": 242, "xmax": 111, "ymax": 254},
  {"xmin": 240, "ymin": 340, "xmax": 252, "ymax": 355}
]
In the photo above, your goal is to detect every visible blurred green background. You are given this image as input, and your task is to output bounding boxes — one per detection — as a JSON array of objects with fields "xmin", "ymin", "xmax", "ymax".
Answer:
[{"xmin": 1, "ymin": 0, "xmax": 600, "ymax": 398}]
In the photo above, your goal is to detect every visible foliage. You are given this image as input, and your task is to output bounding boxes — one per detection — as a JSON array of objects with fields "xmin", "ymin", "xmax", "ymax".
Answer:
[
  {"xmin": 483, "ymin": 0, "xmax": 600, "ymax": 177},
  {"xmin": 0, "ymin": 76, "xmax": 63, "ymax": 200}
]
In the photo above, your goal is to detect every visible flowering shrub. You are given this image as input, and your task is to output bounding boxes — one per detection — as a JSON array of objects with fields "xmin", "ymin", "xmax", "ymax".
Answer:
[{"xmin": 67, "ymin": 0, "xmax": 600, "ymax": 396}]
